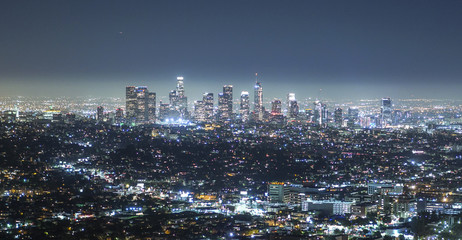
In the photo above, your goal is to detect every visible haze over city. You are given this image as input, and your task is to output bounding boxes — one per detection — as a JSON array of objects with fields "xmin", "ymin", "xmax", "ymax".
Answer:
[
  {"xmin": 1, "ymin": 0, "xmax": 462, "ymax": 100},
  {"xmin": 3, "ymin": 1, "xmax": 462, "ymax": 239}
]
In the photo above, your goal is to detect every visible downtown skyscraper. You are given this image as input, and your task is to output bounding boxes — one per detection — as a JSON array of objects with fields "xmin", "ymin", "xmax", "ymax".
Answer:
[
  {"xmin": 217, "ymin": 85, "xmax": 233, "ymax": 122},
  {"xmin": 240, "ymin": 91, "xmax": 250, "ymax": 122},
  {"xmin": 381, "ymin": 97, "xmax": 392, "ymax": 127},
  {"xmin": 168, "ymin": 77, "xmax": 188, "ymax": 119},
  {"xmin": 125, "ymin": 86, "xmax": 156, "ymax": 123},
  {"xmin": 287, "ymin": 93, "xmax": 299, "ymax": 119},
  {"xmin": 254, "ymin": 77, "xmax": 263, "ymax": 121}
]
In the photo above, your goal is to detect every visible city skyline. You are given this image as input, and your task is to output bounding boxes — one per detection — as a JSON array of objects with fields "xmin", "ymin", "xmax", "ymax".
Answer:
[{"xmin": 1, "ymin": 1, "xmax": 462, "ymax": 99}]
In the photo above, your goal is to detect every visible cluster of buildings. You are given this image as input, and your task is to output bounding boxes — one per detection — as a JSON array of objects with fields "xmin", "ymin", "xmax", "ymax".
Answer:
[{"xmin": 115, "ymin": 77, "xmax": 400, "ymax": 129}]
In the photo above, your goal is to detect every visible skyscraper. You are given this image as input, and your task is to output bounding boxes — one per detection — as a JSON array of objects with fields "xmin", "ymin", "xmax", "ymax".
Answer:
[
  {"xmin": 254, "ymin": 76, "xmax": 263, "ymax": 121},
  {"xmin": 203, "ymin": 93, "xmax": 214, "ymax": 122},
  {"xmin": 176, "ymin": 77, "xmax": 188, "ymax": 118},
  {"xmin": 217, "ymin": 85, "xmax": 233, "ymax": 121},
  {"xmin": 194, "ymin": 100, "xmax": 206, "ymax": 122},
  {"xmin": 287, "ymin": 93, "xmax": 299, "ymax": 119},
  {"xmin": 240, "ymin": 91, "xmax": 250, "ymax": 122},
  {"xmin": 96, "ymin": 106, "xmax": 104, "ymax": 122},
  {"xmin": 125, "ymin": 86, "xmax": 137, "ymax": 120},
  {"xmin": 148, "ymin": 92, "xmax": 156, "ymax": 123},
  {"xmin": 348, "ymin": 107, "xmax": 359, "ymax": 127},
  {"xmin": 223, "ymin": 85, "xmax": 233, "ymax": 119},
  {"xmin": 158, "ymin": 101, "xmax": 170, "ymax": 122},
  {"xmin": 381, "ymin": 97, "xmax": 392, "ymax": 127},
  {"xmin": 314, "ymin": 101, "xmax": 328, "ymax": 126},
  {"xmin": 125, "ymin": 86, "xmax": 156, "ymax": 123},
  {"xmin": 168, "ymin": 76, "xmax": 188, "ymax": 119},
  {"xmin": 115, "ymin": 108, "xmax": 124, "ymax": 124},
  {"xmin": 334, "ymin": 107, "xmax": 343, "ymax": 127},
  {"xmin": 271, "ymin": 99, "xmax": 282, "ymax": 115},
  {"xmin": 135, "ymin": 86, "xmax": 148, "ymax": 122}
]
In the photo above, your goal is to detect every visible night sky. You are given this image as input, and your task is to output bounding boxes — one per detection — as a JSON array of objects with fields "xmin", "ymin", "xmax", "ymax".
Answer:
[{"xmin": 1, "ymin": 0, "xmax": 462, "ymax": 101}]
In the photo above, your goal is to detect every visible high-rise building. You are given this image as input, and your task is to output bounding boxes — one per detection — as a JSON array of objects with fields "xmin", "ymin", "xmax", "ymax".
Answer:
[
  {"xmin": 148, "ymin": 92, "xmax": 156, "ymax": 123},
  {"xmin": 176, "ymin": 77, "xmax": 188, "ymax": 118},
  {"xmin": 135, "ymin": 86, "xmax": 148, "ymax": 122},
  {"xmin": 254, "ymin": 77, "xmax": 263, "ymax": 121},
  {"xmin": 167, "ymin": 76, "xmax": 188, "ymax": 119},
  {"xmin": 125, "ymin": 86, "xmax": 137, "ymax": 120},
  {"xmin": 287, "ymin": 93, "xmax": 299, "ymax": 119},
  {"xmin": 381, "ymin": 97, "xmax": 392, "ymax": 127},
  {"xmin": 96, "ymin": 106, "xmax": 104, "ymax": 121},
  {"xmin": 125, "ymin": 86, "xmax": 156, "ymax": 123},
  {"xmin": 115, "ymin": 108, "xmax": 123, "ymax": 124},
  {"xmin": 194, "ymin": 100, "xmax": 206, "ymax": 122},
  {"xmin": 348, "ymin": 107, "xmax": 359, "ymax": 127},
  {"xmin": 203, "ymin": 93, "xmax": 214, "ymax": 122},
  {"xmin": 271, "ymin": 99, "xmax": 282, "ymax": 115},
  {"xmin": 314, "ymin": 101, "xmax": 328, "ymax": 126},
  {"xmin": 240, "ymin": 91, "xmax": 250, "ymax": 122},
  {"xmin": 334, "ymin": 107, "xmax": 343, "ymax": 126},
  {"xmin": 217, "ymin": 85, "xmax": 233, "ymax": 121},
  {"xmin": 223, "ymin": 85, "xmax": 233, "ymax": 119},
  {"xmin": 158, "ymin": 101, "xmax": 170, "ymax": 122}
]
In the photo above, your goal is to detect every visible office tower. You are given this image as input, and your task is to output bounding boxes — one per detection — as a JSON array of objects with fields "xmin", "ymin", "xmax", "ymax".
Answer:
[
  {"xmin": 254, "ymin": 78, "xmax": 263, "ymax": 121},
  {"xmin": 271, "ymin": 99, "xmax": 282, "ymax": 115},
  {"xmin": 176, "ymin": 77, "xmax": 188, "ymax": 118},
  {"xmin": 148, "ymin": 92, "xmax": 156, "ymax": 123},
  {"xmin": 167, "ymin": 76, "xmax": 188, "ymax": 119},
  {"xmin": 158, "ymin": 101, "xmax": 170, "ymax": 122},
  {"xmin": 125, "ymin": 86, "xmax": 137, "ymax": 120},
  {"xmin": 217, "ymin": 85, "xmax": 233, "ymax": 121},
  {"xmin": 287, "ymin": 93, "xmax": 299, "ymax": 119},
  {"xmin": 334, "ymin": 107, "xmax": 342, "ymax": 126},
  {"xmin": 348, "ymin": 107, "xmax": 359, "ymax": 127},
  {"xmin": 115, "ymin": 108, "xmax": 123, "ymax": 124},
  {"xmin": 217, "ymin": 93, "xmax": 226, "ymax": 121},
  {"xmin": 194, "ymin": 100, "xmax": 206, "ymax": 122},
  {"xmin": 135, "ymin": 86, "xmax": 148, "ymax": 122},
  {"xmin": 381, "ymin": 97, "xmax": 392, "ymax": 127},
  {"xmin": 96, "ymin": 106, "xmax": 104, "ymax": 121},
  {"xmin": 240, "ymin": 91, "xmax": 250, "ymax": 122},
  {"xmin": 321, "ymin": 104, "xmax": 328, "ymax": 125},
  {"xmin": 203, "ymin": 93, "xmax": 214, "ymax": 122},
  {"xmin": 314, "ymin": 101, "xmax": 328, "ymax": 125},
  {"xmin": 126, "ymin": 86, "xmax": 156, "ymax": 123},
  {"xmin": 223, "ymin": 85, "xmax": 233, "ymax": 119}
]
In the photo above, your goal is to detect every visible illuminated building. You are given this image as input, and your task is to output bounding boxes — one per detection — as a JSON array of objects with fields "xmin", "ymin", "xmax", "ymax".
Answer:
[
  {"xmin": 194, "ymin": 100, "xmax": 205, "ymax": 122},
  {"xmin": 381, "ymin": 97, "xmax": 392, "ymax": 127},
  {"xmin": 287, "ymin": 93, "xmax": 299, "ymax": 119},
  {"xmin": 115, "ymin": 108, "xmax": 123, "ymax": 124},
  {"xmin": 217, "ymin": 85, "xmax": 233, "ymax": 122},
  {"xmin": 158, "ymin": 101, "xmax": 170, "ymax": 122},
  {"xmin": 302, "ymin": 200, "xmax": 353, "ymax": 215},
  {"xmin": 135, "ymin": 86, "xmax": 148, "ymax": 122},
  {"xmin": 148, "ymin": 92, "xmax": 156, "ymax": 123},
  {"xmin": 240, "ymin": 91, "xmax": 250, "ymax": 122},
  {"xmin": 203, "ymin": 93, "xmax": 214, "ymax": 122},
  {"xmin": 176, "ymin": 77, "xmax": 188, "ymax": 118},
  {"xmin": 334, "ymin": 107, "xmax": 342, "ymax": 126},
  {"xmin": 167, "ymin": 77, "xmax": 188, "ymax": 119},
  {"xmin": 125, "ymin": 86, "xmax": 156, "ymax": 123},
  {"xmin": 314, "ymin": 101, "xmax": 328, "ymax": 125},
  {"xmin": 271, "ymin": 99, "xmax": 282, "ymax": 115},
  {"xmin": 268, "ymin": 182, "xmax": 286, "ymax": 203},
  {"xmin": 125, "ymin": 86, "xmax": 137, "ymax": 121},
  {"xmin": 347, "ymin": 107, "xmax": 359, "ymax": 127},
  {"xmin": 96, "ymin": 106, "xmax": 104, "ymax": 122},
  {"xmin": 254, "ymin": 74, "xmax": 263, "ymax": 121}
]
